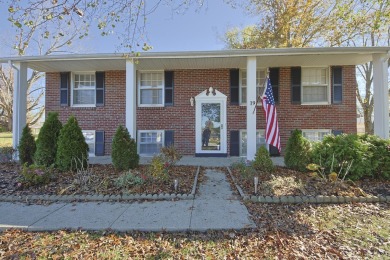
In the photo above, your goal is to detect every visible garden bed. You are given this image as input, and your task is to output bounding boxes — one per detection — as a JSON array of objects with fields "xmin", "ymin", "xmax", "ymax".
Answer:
[
  {"xmin": 0, "ymin": 163, "xmax": 202, "ymax": 200},
  {"xmin": 228, "ymin": 165, "xmax": 390, "ymax": 199}
]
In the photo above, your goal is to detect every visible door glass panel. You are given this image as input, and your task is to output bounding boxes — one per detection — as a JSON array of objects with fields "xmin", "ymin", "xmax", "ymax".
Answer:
[{"xmin": 201, "ymin": 103, "xmax": 221, "ymax": 151}]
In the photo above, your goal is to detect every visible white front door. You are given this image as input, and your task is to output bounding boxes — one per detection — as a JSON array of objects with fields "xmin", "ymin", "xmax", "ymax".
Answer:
[{"xmin": 195, "ymin": 89, "xmax": 227, "ymax": 156}]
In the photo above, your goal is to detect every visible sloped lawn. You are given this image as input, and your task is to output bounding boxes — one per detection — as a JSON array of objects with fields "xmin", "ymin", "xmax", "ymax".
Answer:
[
  {"xmin": 0, "ymin": 163, "xmax": 201, "ymax": 196},
  {"xmin": 229, "ymin": 166, "xmax": 390, "ymax": 197},
  {"xmin": 0, "ymin": 203, "xmax": 389, "ymax": 259}
]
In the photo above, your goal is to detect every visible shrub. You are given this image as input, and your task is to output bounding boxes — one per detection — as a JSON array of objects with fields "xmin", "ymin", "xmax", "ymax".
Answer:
[
  {"xmin": 18, "ymin": 124, "xmax": 36, "ymax": 166},
  {"xmin": 148, "ymin": 155, "xmax": 169, "ymax": 182},
  {"xmin": 19, "ymin": 164, "xmax": 51, "ymax": 186},
  {"xmin": 115, "ymin": 170, "xmax": 146, "ymax": 189},
  {"xmin": 56, "ymin": 115, "xmax": 89, "ymax": 171},
  {"xmin": 284, "ymin": 129, "xmax": 311, "ymax": 172},
  {"xmin": 160, "ymin": 145, "xmax": 182, "ymax": 167},
  {"xmin": 311, "ymin": 134, "xmax": 375, "ymax": 181},
  {"xmin": 252, "ymin": 146, "xmax": 275, "ymax": 173},
  {"xmin": 231, "ymin": 159, "xmax": 257, "ymax": 180},
  {"xmin": 34, "ymin": 112, "xmax": 63, "ymax": 167},
  {"xmin": 111, "ymin": 125, "xmax": 139, "ymax": 170},
  {"xmin": 0, "ymin": 147, "xmax": 16, "ymax": 162}
]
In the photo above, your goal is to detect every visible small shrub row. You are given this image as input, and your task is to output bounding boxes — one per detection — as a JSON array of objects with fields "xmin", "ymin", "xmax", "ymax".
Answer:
[{"xmin": 283, "ymin": 130, "xmax": 390, "ymax": 181}]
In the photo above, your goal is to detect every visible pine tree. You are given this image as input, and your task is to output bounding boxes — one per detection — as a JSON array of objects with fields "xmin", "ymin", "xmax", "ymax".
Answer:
[
  {"xmin": 34, "ymin": 112, "xmax": 63, "ymax": 166},
  {"xmin": 112, "ymin": 125, "xmax": 139, "ymax": 170},
  {"xmin": 56, "ymin": 115, "xmax": 88, "ymax": 171},
  {"xmin": 18, "ymin": 124, "xmax": 36, "ymax": 165}
]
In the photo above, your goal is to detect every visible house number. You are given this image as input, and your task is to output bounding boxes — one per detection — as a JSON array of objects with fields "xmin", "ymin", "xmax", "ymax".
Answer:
[{"xmin": 250, "ymin": 101, "xmax": 256, "ymax": 105}]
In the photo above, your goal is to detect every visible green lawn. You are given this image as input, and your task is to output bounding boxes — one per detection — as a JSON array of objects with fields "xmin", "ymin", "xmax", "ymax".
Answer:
[{"xmin": 0, "ymin": 132, "xmax": 12, "ymax": 147}]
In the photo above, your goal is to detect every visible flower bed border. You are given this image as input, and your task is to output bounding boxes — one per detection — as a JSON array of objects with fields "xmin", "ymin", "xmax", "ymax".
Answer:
[
  {"xmin": 0, "ymin": 166, "xmax": 200, "ymax": 203},
  {"xmin": 226, "ymin": 167, "xmax": 390, "ymax": 204}
]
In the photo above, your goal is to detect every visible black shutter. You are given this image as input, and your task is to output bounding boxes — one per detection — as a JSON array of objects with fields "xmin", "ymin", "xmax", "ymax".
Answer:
[
  {"xmin": 332, "ymin": 130, "xmax": 343, "ymax": 136},
  {"xmin": 291, "ymin": 67, "xmax": 301, "ymax": 104},
  {"xmin": 230, "ymin": 69, "xmax": 239, "ymax": 105},
  {"xmin": 165, "ymin": 130, "xmax": 174, "ymax": 146},
  {"xmin": 60, "ymin": 72, "xmax": 70, "ymax": 106},
  {"xmin": 165, "ymin": 71, "xmax": 174, "ymax": 106},
  {"xmin": 96, "ymin": 72, "xmax": 105, "ymax": 107},
  {"xmin": 230, "ymin": 130, "xmax": 240, "ymax": 156},
  {"xmin": 95, "ymin": 131, "xmax": 105, "ymax": 156},
  {"xmin": 269, "ymin": 145, "xmax": 280, "ymax": 156},
  {"xmin": 332, "ymin": 67, "xmax": 343, "ymax": 104},
  {"xmin": 269, "ymin": 68, "xmax": 280, "ymax": 103}
]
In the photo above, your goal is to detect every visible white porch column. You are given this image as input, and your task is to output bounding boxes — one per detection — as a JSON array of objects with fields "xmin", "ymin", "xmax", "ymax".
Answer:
[
  {"xmin": 246, "ymin": 57, "xmax": 257, "ymax": 160},
  {"xmin": 12, "ymin": 62, "xmax": 28, "ymax": 152},
  {"xmin": 373, "ymin": 54, "xmax": 389, "ymax": 139},
  {"xmin": 126, "ymin": 59, "xmax": 137, "ymax": 138}
]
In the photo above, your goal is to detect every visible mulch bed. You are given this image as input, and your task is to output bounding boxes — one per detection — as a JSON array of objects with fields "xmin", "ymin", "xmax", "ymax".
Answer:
[
  {"xmin": 0, "ymin": 163, "xmax": 200, "ymax": 196},
  {"xmin": 229, "ymin": 166, "xmax": 390, "ymax": 197}
]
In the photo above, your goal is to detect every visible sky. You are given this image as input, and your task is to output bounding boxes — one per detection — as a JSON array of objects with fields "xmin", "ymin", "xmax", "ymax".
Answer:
[{"xmin": 87, "ymin": 1, "xmax": 257, "ymax": 53}]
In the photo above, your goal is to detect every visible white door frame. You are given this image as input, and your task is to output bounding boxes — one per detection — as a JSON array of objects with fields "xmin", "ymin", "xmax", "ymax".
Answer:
[{"xmin": 195, "ymin": 89, "xmax": 227, "ymax": 156}]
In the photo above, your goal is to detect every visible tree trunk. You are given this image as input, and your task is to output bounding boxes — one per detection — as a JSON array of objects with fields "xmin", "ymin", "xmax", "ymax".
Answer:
[
  {"xmin": 7, "ymin": 115, "xmax": 12, "ymax": 132},
  {"xmin": 363, "ymin": 108, "xmax": 374, "ymax": 134}
]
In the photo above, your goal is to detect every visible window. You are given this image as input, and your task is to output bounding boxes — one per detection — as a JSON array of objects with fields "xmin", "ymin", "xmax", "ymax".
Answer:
[
  {"xmin": 302, "ymin": 68, "xmax": 329, "ymax": 104},
  {"xmin": 240, "ymin": 69, "xmax": 266, "ymax": 105},
  {"xmin": 138, "ymin": 130, "xmax": 164, "ymax": 155},
  {"xmin": 82, "ymin": 130, "xmax": 95, "ymax": 157},
  {"xmin": 302, "ymin": 129, "xmax": 331, "ymax": 142},
  {"xmin": 72, "ymin": 73, "xmax": 96, "ymax": 106},
  {"xmin": 139, "ymin": 71, "xmax": 164, "ymax": 106},
  {"xmin": 240, "ymin": 130, "xmax": 267, "ymax": 156}
]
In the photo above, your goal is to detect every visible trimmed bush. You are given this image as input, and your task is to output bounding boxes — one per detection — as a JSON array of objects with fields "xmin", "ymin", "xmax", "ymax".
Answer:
[
  {"xmin": 112, "ymin": 125, "xmax": 139, "ymax": 170},
  {"xmin": 18, "ymin": 124, "xmax": 36, "ymax": 165},
  {"xmin": 19, "ymin": 164, "xmax": 52, "ymax": 186},
  {"xmin": 56, "ymin": 115, "xmax": 89, "ymax": 171},
  {"xmin": 252, "ymin": 146, "xmax": 275, "ymax": 173},
  {"xmin": 34, "ymin": 112, "xmax": 63, "ymax": 166},
  {"xmin": 312, "ymin": 134, "xmax": 390, "ymax": 180},
  {"xmin": 284, "ymin": 129, "xmax": 311, "ymax": 172}
]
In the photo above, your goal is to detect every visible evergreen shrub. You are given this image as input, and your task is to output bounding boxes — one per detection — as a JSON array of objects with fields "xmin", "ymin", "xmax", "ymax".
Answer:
[
  {"xmin": 252, "ymin": 146, "xmax": 275, "ymax": 173},
  {"xmin": 18, "ymin": 124, "xmax": 36, "ymax": 165},
  {"xmin": 56, "ymin": 115, "xmax": 88, "ymax": 171},
  {"xmin": 111, "ymin": 125, "xmax": 139, "ymax": 170},
  {"xmin": 284, "ymin": 129, "xmax": 311, "ymax": 172},
  {"xmin": 34, "ymin": 112, "xmax": 62, "ymax": 166}
]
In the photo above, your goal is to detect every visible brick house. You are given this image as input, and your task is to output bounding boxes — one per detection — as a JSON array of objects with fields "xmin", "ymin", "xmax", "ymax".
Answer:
[{"xmin": 2, "ymin": 48, "xmax": 389, "ymax": 160}]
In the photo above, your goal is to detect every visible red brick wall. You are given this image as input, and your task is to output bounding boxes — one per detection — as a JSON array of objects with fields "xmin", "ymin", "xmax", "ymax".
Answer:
[
  {"xmin": 45, "ymin": 71, "xmax": 126, "ymax": 154},
  {"xmin": 46, "ymin": 66, "xmax": 357, "ymax": 156}
]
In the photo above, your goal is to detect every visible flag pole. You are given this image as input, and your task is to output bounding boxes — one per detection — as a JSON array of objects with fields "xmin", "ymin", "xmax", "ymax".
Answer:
[{"xmin": 252, "ymin": 69, "xmax": 270, "ymax": 114}]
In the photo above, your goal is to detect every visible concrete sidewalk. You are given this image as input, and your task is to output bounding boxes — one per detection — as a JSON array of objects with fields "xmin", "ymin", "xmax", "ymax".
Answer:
[{"xmin": 0, "ymin": 169, "xmax": 255, "ymax": 232}]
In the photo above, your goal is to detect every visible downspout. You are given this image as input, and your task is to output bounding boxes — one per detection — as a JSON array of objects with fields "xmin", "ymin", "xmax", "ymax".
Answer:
[{"xmin": 8, "ymin": 60, "xmax": 20, "ymax": 158}]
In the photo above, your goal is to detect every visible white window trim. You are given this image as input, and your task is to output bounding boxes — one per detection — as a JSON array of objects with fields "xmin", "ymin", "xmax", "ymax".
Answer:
[
  {"xmin": 137, "ymin": 130, "xmax": 165, "ymax": 156},
  {"xmin": 239, "ymin": 68, "xmax": 267, "ymax": 106},
  {"xmin": 82, "ymin": 130, "xmax": 96, "ymax": 157},
  {"xmin": 302, "ymin": 129, "xmax": 331, "ymax": 142},
  {"xmin": 239, "ymin": 129, "xmax": 268, "ymax": 157},
  {"xmin": 137, "ymin": 70, "xmax": 165, "ymax": 107},
  {"xmin": 301, "ymin": 67, "xmax": 331, "ymax": 105},
  {"xmin": 71, "ymin": 71, "xmax": 96, "ymax": 107}
]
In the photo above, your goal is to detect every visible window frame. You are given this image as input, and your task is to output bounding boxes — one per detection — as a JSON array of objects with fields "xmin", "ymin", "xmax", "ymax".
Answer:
[
  {"xmin": 71, "ymin": 72, "xmax": 96, "ymax": 107},
  {"xmin": 239, "ymin": 129, "xmax": 268, "ymax": 157},
  {"xmin": 302, "ymin": 129, "xmax": 331, "ymax": 142},
  {"xmin": 301, "ymin": 67, "xmax": 331, "ymax": 105},
  {"xmin": 138, "ymin": 70, "xmax": 165, "ymax": 107},
  {"xmin": 82, "ymin": 130, "xmax": 96, "ymax": 157},
  {"xmin": 239, "ymin": 68, "xmax": 267, "ymax": 106},
  {"xmin": 137, "ymin": 130, "xmax": 164, "ymax": 156}
]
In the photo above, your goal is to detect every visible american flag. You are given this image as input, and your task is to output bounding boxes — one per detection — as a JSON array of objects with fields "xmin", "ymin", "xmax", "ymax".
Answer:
[{"xmin": 262, "ymin": 77, "xmax": 281, "ymax": 152}]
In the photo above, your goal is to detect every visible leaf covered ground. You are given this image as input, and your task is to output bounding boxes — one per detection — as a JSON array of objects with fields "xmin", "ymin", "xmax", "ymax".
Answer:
[
  {"xmin": 1, "ymin": 203, "xmax": 389, "ymax": 259},
  {"xmin": 0, "ymin": 163, "xmax": 200, "ymax": 196},
  {"xmin": 230, "ymin": 166, "xmax": 390, "ymax": 197}
]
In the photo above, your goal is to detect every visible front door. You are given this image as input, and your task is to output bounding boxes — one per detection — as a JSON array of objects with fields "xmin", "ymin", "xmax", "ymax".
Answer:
[{"xmin": 195, "ymin": 89, "xmax": 227, "ymax": 156}]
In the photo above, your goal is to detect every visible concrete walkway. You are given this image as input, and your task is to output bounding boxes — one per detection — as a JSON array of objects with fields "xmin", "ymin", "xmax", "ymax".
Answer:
[{"xmin": 0, "ymin": 169, "xmax": 255, "ymax": 232}]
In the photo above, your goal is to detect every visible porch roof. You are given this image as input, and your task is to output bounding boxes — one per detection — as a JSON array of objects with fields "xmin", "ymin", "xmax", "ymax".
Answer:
[{"xmin": 1, "ymin": 47, "xmax": 389, "ymax": 72}]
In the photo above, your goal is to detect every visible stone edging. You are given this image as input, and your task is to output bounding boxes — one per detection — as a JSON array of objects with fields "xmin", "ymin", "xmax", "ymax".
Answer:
[
  {"xmin": 226, "ymin": 167, "xmax": 390, "ymax": 204},
  {"xmin": 0, "ymin": 166, "xmax": 200, "ymax": 203}
]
